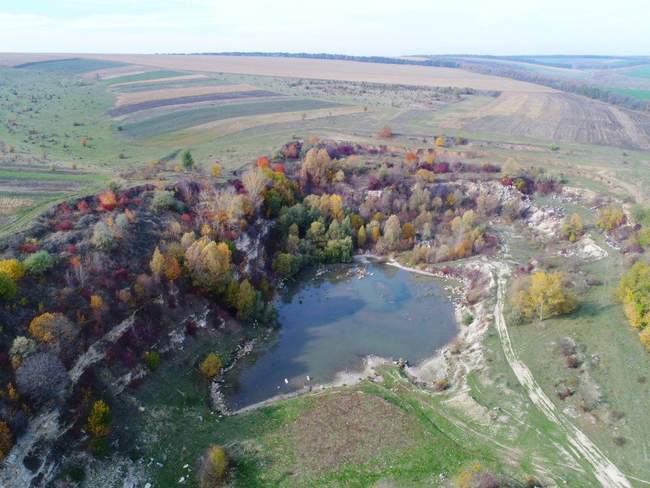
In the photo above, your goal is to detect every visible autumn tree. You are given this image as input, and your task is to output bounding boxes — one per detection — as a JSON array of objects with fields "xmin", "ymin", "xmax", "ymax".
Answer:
[
  {"xmin": 235, "ymin": 279, "xmax": 258, "ymax": 320},
  {"xmin": 87, "ymin": 400, "xmax": 111, "ymax": 438},
  {"xmin": 0, "ymin": 259, "xmax": 25, "ymax": 282},
  {"xmin": 561, "ymin": 213, "xmax": 584, "ymax": 242},
  {"xmin": 211, "ymin": 163, "xmax": 222, "ymax": 178},
  {"xmin": 199, "ymin": 445, "xmax": 228, "ymax": 488},
  {"xmin": 618, "ymin": 261, "xmax": 650, "ymax": 331},
  {"xmin": 200, "ymin": 353, "xmax": 222, "ymax": 378},
  {"xmin": 378, "ymin": 126, "xmax": 393, "ymax": 139},
  {"xmin": 150, "ymin": 246, "xmax": 164, "ymax": 280},
  {"xmin": 15, "ymin": 352, "xmax": 70, "ymax": 403},
  {"xmin": 242, "ymin": 168, "xmax": 268, "ymax": 209},
  {"xmin": 164, "ymin": 256, "xmax": 181, "ymax": 283},
  {"xmin": 184, "ymin": 237, "xmax": 232, "ymax": 294},
  {"xmin": 382, "ymin": 215, "xmax": 402, "ymax": 251},
  {"xmin": 513, "ymin": 271, "xmax": 578, "ymax": 321},
  {"xmin": 597, "ymin": 205, "xmax": 625, "ymax": 232},
  {"xmin": 0, "ymin": 422, "xmax": 12, "ymax": 460},
  {"xmin": 300, "ymin": 148, "xmax": 331, "ymax": 188}
]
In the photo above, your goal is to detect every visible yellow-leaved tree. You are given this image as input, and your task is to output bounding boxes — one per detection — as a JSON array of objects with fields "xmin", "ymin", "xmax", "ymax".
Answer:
[{"xmin": 514, "ymin": 271, "xmax": 578, "ymax": 322}]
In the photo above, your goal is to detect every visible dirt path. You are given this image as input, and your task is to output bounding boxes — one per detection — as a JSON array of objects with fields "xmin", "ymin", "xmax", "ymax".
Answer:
[{"xmin": 492, "ymin": 262, "xmax": 632, "ymax": 488}]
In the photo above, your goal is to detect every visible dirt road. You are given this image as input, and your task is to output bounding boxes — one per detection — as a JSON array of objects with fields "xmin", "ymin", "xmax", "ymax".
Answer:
[{"xmin": 492, "ymin": 263, "xmax": 632, "ymax": 488}]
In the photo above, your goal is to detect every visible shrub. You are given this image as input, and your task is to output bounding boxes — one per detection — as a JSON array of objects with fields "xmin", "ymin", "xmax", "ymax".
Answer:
[
  {"xmin": 199, "ymin": 353, "xmax": 222, "ymax": 379},
  {"xmin": 91, "ymin": 221, "xmax": 118, "ymax": 251},
  {"xmin": 0, "ymin": 273, "xmax": 17, "ymax": 301},
  {"xmin": 9, "ymin": 336, "xmax": 37, "ymax": 363},
  {"xmin": 618, "ymin": 261, "xmax": 650, "ymax": 330},
  {"xmin": 144, "ymin": 351, "xmax": 161, "ymax": 370},
  {"xmin": 87, "ymin": 400, "xmax": 111, "ymax": 438},
  {"xmin": 151, "ymin": 190, "xmax": 183, "ymax": 213},
  {"xmin": 0, "ymin": 259, "xmax": 25, "ymax": 282},
  {"xmin": 462, "ymin": 312, "xmax": 474, "ymax": 326},
  {"xmin": 98, "ymin": 190, "xmax": 117, "ymax": 211},
  {"xmin": 198, "ymin": 445, "xmax": 228, "ymax": 488},
  {"xmin": 561, "ymin": 213, "xmax": 584, "ymax": 242},
  {"xmin": 182, "ymin": 150, "xmax": 194, "ymax": 170},
  {"xmin": 0, "ymin": 421, "xmax": 12, "ymax": 460},
  {"xmin": 377, "ymin": 126, "xmax": 393, "ymax": 139},
  {"xmin": 15, "ymin": 352, "xmax": 70, "ymax": 403},
  {"xmin": 23, "ymin": 250, "xmax": 55, "ymax": 275}
]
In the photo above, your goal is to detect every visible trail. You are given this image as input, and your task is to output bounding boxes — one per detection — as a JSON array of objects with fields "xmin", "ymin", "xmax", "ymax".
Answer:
[{"xmin": 491, "ymin": 262, "xmax": 631, "ymax": 488}]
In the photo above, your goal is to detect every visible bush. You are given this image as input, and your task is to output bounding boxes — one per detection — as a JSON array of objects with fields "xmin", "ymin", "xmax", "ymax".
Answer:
[
  {"xmin": 200, "ymin": 353, "xmax": 222, "ymax": 379},
  {"xmin": 23, "ymin": 250, "xmax": 55, "ymax": 275},
  {"xmin": 91, "ymin": 221, "xmax": 118, "ymax": 251},
  {"xmin": 462, "ymin": 312, "xmax": 474, "ymax": 326},
  {"xmin": 151, "ymin": 190, "xmax": 184, "ymax": 213},
  {"xmin": 144, "ymin": 351, "xmax": 161, "ymax": 370},
  {"xmin": 0, "ymin": 272, "xmax": 17, "ymax": 301},
  {"xmin": 15, "ymin": 352, "xmax": 70, "ymax": 403},
  {"xmin": 199, "ymin": 445, "xmax": 228, "ymax": 488}
]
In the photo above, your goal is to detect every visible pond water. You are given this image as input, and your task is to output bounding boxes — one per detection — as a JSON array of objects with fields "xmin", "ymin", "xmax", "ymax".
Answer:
[{"xmin": 224, "ymin": 260, "xmax": 458, "ymax": 409}]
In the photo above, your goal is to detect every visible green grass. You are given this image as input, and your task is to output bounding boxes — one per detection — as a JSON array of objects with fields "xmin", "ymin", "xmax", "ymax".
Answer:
[
  {"xmin": 103, "ymin": 70, "xmax": 187, "ymax": 85},
  {"xmin": 605, "ymin": 86, "xmax": 650, "ymax": 101},
  {"xmin": 0, "ymin": 169, "xmax": 102, "ymax": 182},
  {"xmin": 119, "ymin": 99, "xmax": 344, "ymax": 138},
  {"xmin": 111, "ymin": 77, "xmax": 233, "ymax": 93},
  {"xmin": 625, "ymin": 65, "xmax": 650, "ymax": 80},
  {"xmin": 16, "ymin": 57, "xmax": 125, "ymax": 74}
]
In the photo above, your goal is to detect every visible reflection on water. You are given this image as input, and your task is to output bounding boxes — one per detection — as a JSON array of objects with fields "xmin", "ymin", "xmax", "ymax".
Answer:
[{"xmin": 224, "ymin": 261, "xmax": 457, "ymax": 408}]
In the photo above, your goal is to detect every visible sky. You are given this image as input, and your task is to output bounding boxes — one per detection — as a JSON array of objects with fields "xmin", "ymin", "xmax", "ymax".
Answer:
[{"xmin": 1, "ymin": 0, "xmax": 649, "ymax": 56}]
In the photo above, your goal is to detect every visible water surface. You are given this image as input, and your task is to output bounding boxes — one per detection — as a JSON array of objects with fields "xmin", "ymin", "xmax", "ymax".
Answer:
[{"xmin": 224, "ymin": 260, "xmax": 457, "ymax": 408}]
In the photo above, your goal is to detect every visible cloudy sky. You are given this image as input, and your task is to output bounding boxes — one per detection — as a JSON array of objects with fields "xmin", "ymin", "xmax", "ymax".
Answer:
[{"xmin": 1, "ymin": 0, "xmax": 648, "ymax": 56}]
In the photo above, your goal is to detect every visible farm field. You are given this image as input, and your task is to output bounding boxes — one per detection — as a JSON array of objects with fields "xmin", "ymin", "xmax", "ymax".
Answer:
[{"xmin": 80, "ymin": 53, "xmax": 555, "ymax": 93}]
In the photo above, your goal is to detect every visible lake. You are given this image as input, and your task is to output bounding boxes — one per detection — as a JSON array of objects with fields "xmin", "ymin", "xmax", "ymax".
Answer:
[{"xmin": 224, "ymin": 260, "xmax": 458, "ymax": 409}]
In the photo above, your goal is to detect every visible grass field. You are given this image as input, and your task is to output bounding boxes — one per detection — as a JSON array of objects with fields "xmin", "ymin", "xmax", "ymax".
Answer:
[
  {"xmin": 607, "ymin": 86, "xmax": 650, "ymax": 101},
  {"xmin": 625, "ymin": 65, "xmax": 650, "ymax": 79}
]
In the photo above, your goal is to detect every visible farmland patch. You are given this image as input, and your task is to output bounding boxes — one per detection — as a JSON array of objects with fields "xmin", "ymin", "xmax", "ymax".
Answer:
[
  {"xmin": 119, "ymin": 98, "xmax": 344, "ymax": 138},
  {"xmin": 15, "ymin": 57, "xmax": 125, "ymax": 74}
]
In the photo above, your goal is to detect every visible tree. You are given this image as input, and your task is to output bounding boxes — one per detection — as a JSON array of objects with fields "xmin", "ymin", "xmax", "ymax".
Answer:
[
  {"xmin": 211, "ymin": 163, "xmax": 222, "ymax": 178},
  {"xmin": 272, "ymin": 253, "xmax": 299, "ymax": 279},
  {"xmin": 29, "ymin": 312, "xmax": 72, "ymax": 343},
  {"xmin": 164, "ymin": 256, "xmax": 181, "ymax": 283},
  {"xmin": 357, "ymin": 226, "xmax": 367, "ymax": 248},
  {"xmin": 182, "ymin": 150, "xmax": 195, "ymax": 170},
  {"xmin": 15, "ymin": 352, "xmax": 70, "ymax": 403},
  {"xmin": 0, "ymin": 259, "xmax": 25, "ymax": 282},
  {"xmin": 513, "ymin": 271, "xmax": 578, "ymax": 321},
  {"xmin": 150, "ymin": 246, "xmax": 164, "ymax": 280},
  {"xmin": 87, "ymin": 400, "xmax": 111, "ymax": 438},
  {"xmin": 235, "ymin": 279, "xmax": 258, "ymax": 320},
  {"xmin": 200, "ymin": 353, "xmax": 222, "ymax": 378},
  {"xmin": 242, "ymin": 168, "xmax": 267, "ymax": 209},
  {"xmin": 383, "ymin": 215, "xmax": 402, "ymax": 251},
  {"xmin": 300, "ymin": 148, "xmax": 331, "ymax": 188},
  {"xmin": 184, "ymin": 237, "xmax": 232, "ymax": 293},
  {"xmin": 435, "ymin": 136, "xmax": 446, "ymax": 148},
  {"xmin": 0, "ymin": 422, "xmax": 12, "ymax": 460},
  {"xmin": 0, "ymin": 272, "xmax": 17, "ymax": 301},
  {"xmin": 561, "ymin": 213, "xmax": 584, "ymax": 242},
  {"xmin": 23, "ymin": 250, "xmax": 55, "ymax": 275},
  {"xmin": 597, "ymin": 205, "xmax": 625, "ymax": 232},
  {"xmin": 199, "ymin": 445, "xmax": 228, "ymax": 488},
  {"xmin": 618, "ymin": 261, "xmax": 650, "ymax": 330}
]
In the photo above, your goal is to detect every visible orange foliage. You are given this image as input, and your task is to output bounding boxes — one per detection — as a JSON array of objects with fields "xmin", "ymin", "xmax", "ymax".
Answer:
[
  {"xmin": 256, "ymin": 156, "xmax": 270, "ymax": 169},
  {"xmin": 98, "ymin": 190, "xmax": 117, "ymax": 211}
]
